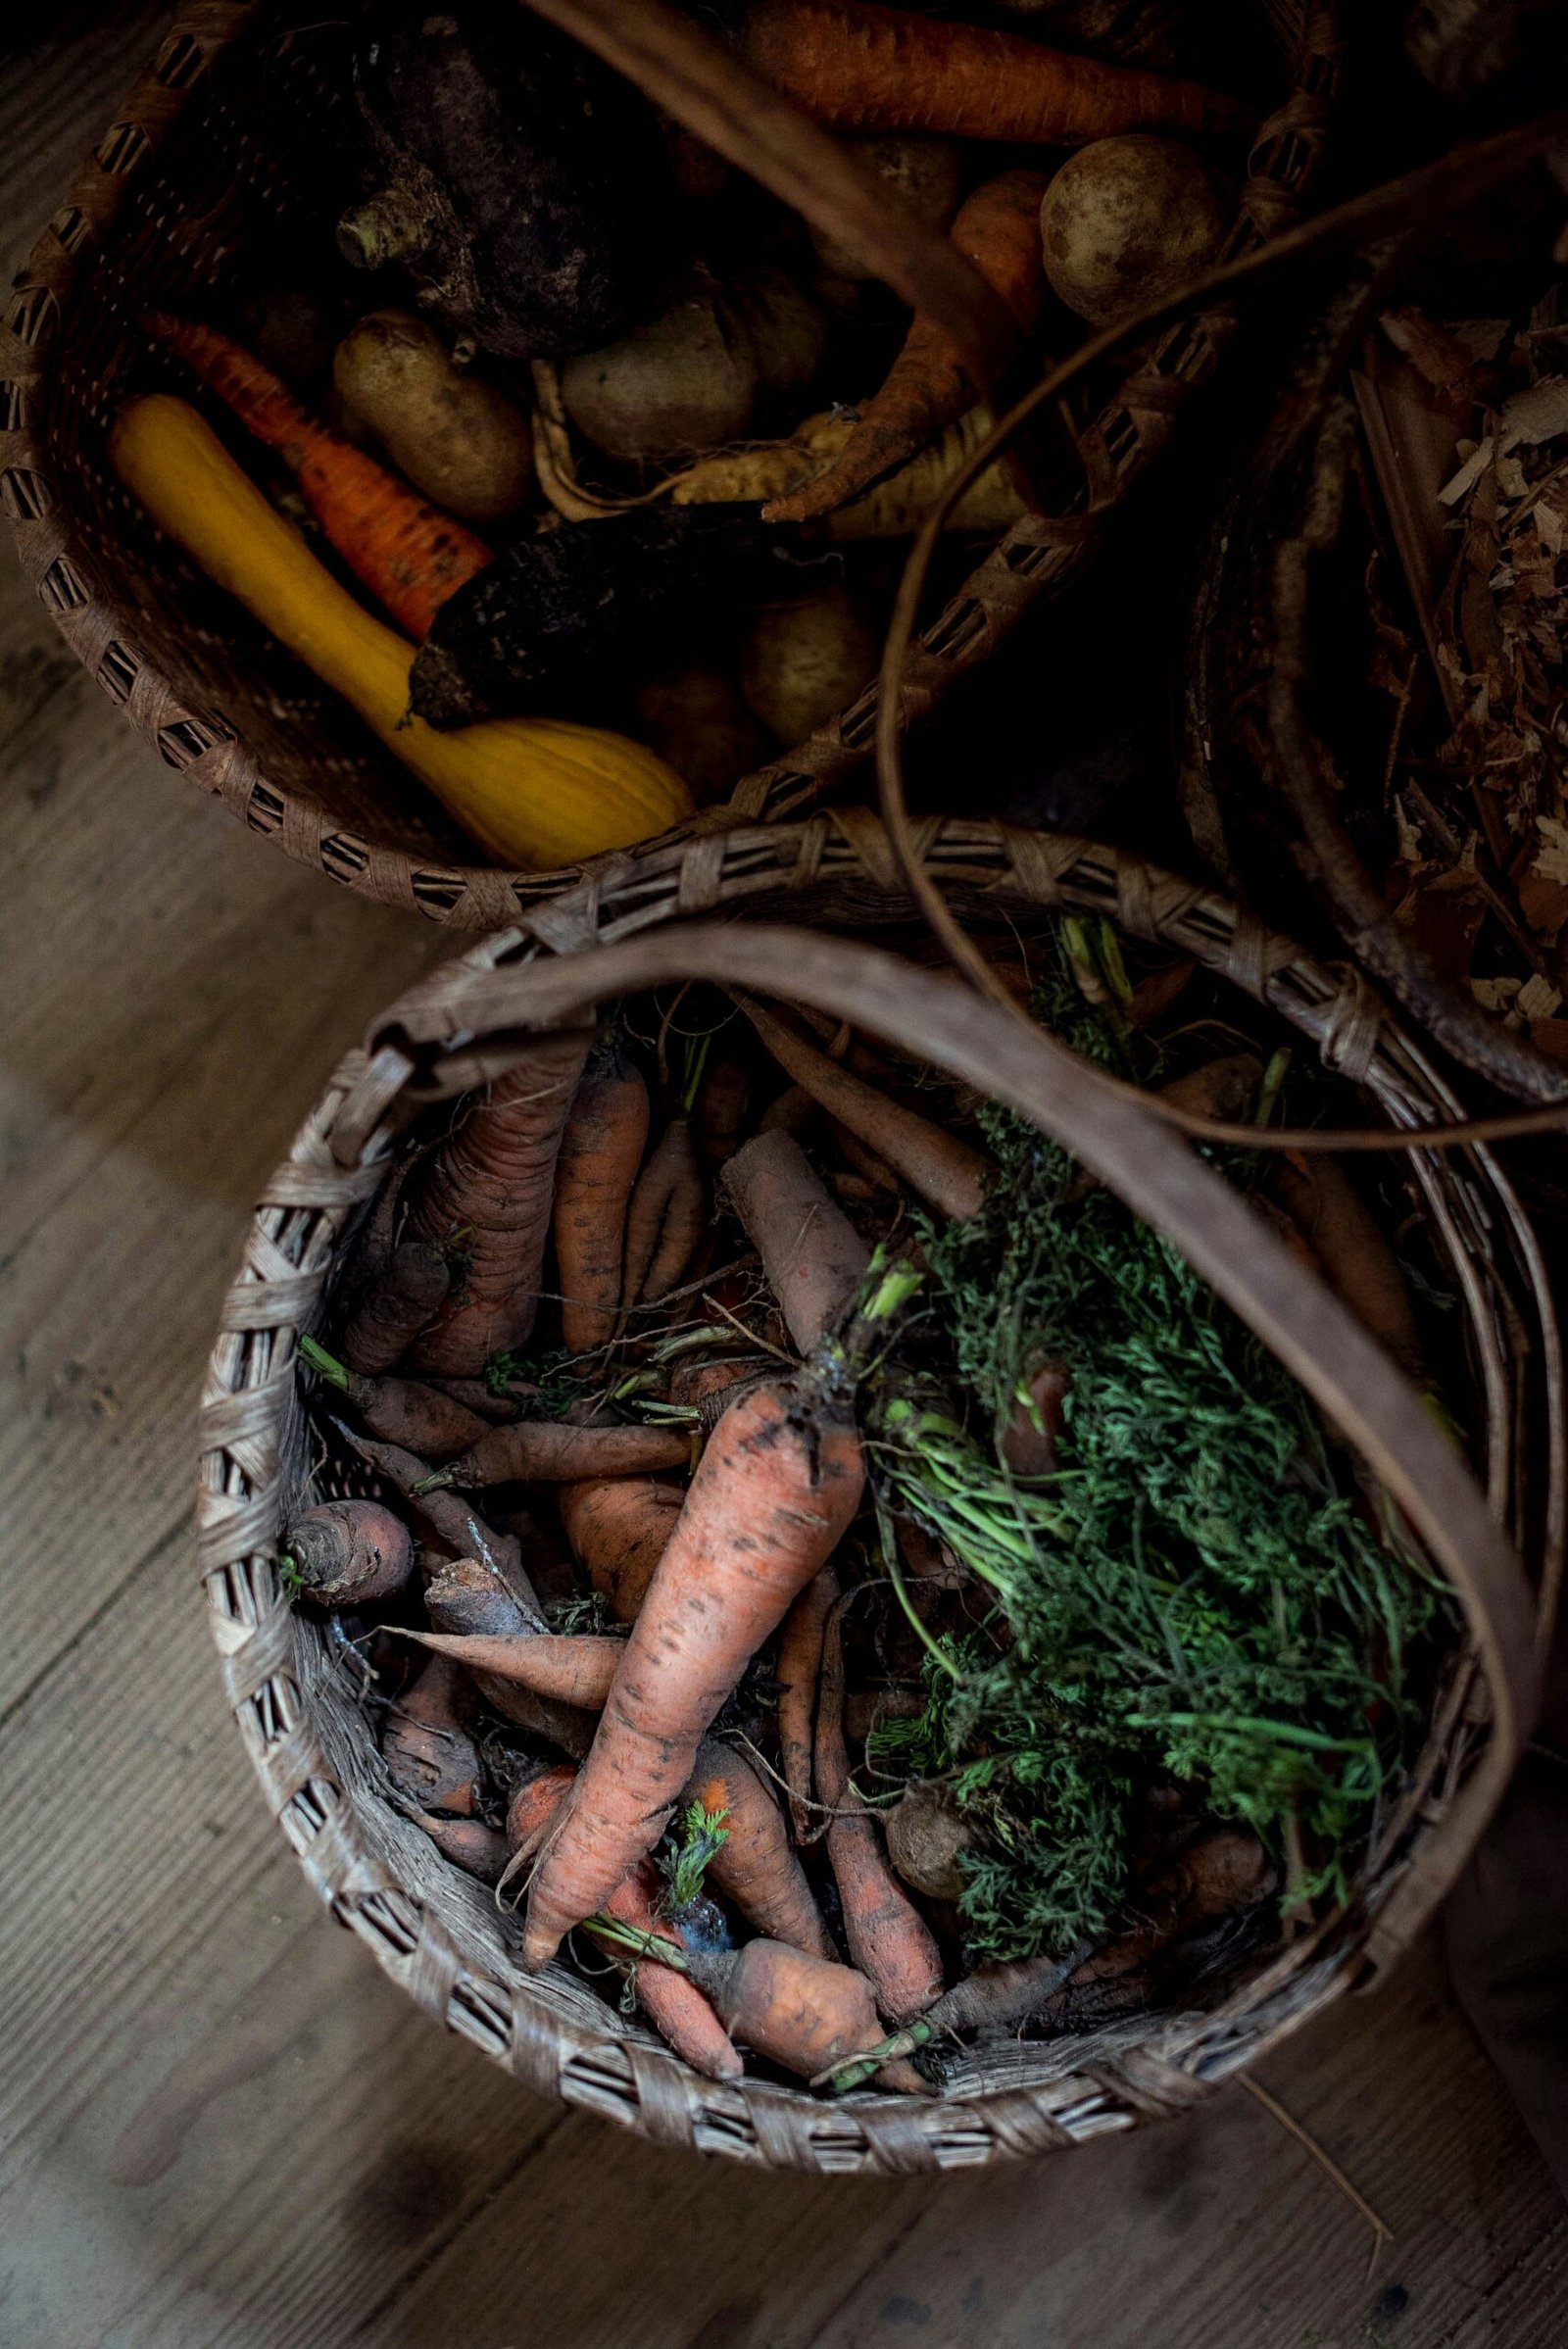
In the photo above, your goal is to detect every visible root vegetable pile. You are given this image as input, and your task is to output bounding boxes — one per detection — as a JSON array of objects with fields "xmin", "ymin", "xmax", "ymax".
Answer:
[{"xmin": 285, "ymin": 930, "xmax": 1454, "ymax": 2094}]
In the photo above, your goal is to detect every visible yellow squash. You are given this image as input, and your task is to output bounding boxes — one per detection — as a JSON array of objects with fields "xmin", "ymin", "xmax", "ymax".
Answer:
[{"xmin": 108, "ymin": 395, "xmax": 694, "ymax": 869}]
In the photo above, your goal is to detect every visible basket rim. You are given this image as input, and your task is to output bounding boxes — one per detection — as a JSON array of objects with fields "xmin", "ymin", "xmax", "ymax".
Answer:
[
  {"xmin": 2, "ymin": 0, "xmax": 1340, "ymax": 930},
  {"xmin": 197, "ymin": 814, "xmax": 1552, "ymax": 2173}
]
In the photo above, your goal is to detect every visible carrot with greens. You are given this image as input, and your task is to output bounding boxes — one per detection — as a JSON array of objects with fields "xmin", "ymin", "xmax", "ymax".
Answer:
[
  {"xmin": 776, "ymin": 1562, "xmax": 838, "ymax": 1839},
  {"xmin": 816, "ymin": 1602, "xmax": 944, "ymax": 2023},
  {"xmin": 143, "ymin": 312, "xmax": 493, "ymax": 637},
  {"xmin": 408, "ymin": 1027, "xmax": 591, "ymax": 1378},
  {"xmin": 686, "ymin": 1738, "xmax": 835, "ymax": 1960},
  {"xmin": 721, "ymin": 1130, "xmax": 870, "ymax": 1353},
  {"xmin": 300, "ymin": 1335, "xmax": 490, "ymax": 1457},
  {"xmin": 340, "ymin": 1239, "xmax": 450, "ymax": 1374},
  {"xmin": 554, "ymin": 1038, "xmax": 651, "ymax": 1355},
  {"xmin": 735, "ymin": 998, "xmax": 990, "ymax": 1220},
  {"xmin": 743, "ymin": 1, "xmax": 1250, "ymax": 146},
  {"xmin": 396, "ymin": 1627, "xmax": 627, "ymax": 1711},
  {"xmin": 558, "ymin": 1475, "xmax": 685, "ymax": 1622},
  {"xmin": 765, "ymin": 170, "xmax": 1048, "ymax": 524},
  {"xmin": 417, "ymin": 1418, "xmax": 691, "ymax": 1491},
  {"xmin": 281, "ymin": 1497, "xmax": 414, "ymax": 1607},
  {"xmin": 677, "ymin": 1937, "xmax": 926, "ymax": 2090},
  {"xmin": 522, "ymin": 1370, "xmax": 864, "ymax": 1968}
]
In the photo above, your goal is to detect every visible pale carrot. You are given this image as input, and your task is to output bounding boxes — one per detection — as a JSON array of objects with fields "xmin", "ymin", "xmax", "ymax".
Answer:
[
  {"xmin": 397, "ymin": 1627, "xmax": 626, "ymax": 1711},
  {"xmin": 381, "ymin": 1653, "xmax": 483, "ymax": 1817},
  {"xmin": 621, "ymin": 1117, "xmax": 705, "ymax": 1313},
  {"xmin": 300, "ymin": 1335, "xmax": 490, "ymax": 1457},
  {"xmin": 720, "ymin": 1129, "xmax": 870, "ymax": 1353},
  {"xmin": 419, "ymin": 1417, "xmax": 691, "ymax": 1492},
  {"xmin": 681, "ymin": 1937, "xmax": 927, "ymax": 2091}
]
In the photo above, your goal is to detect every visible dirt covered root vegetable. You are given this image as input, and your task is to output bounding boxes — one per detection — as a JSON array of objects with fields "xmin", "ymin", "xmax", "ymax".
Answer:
[
  {"xmin": 885, "ymin": 1781, "xmax": 974, "ymax": 1901},
  {"xmin": 683, "ymin": 1938, "xmax": 926, "ymax": 2091},
  {"xmin": 1064, "ymin": 1826, "xmax": 1277, "ymax": 1987},
  {"xmin": 631, "ymin": 664, "xmax": 768, "ymax": 807},
  {"xmin": 1039, "ymin": 134, "xmax": 1232, "ymax": 323},
  {"xmin": 686, "ymin": 1739, "xmax": 835, "ymax": 1960},
  {"xmin": 560, "ymin": 279, "xmax": 759, "ymax": 466},
  {"xmin": 426, "ymin": 1559, "xmax": 593, "ymax": 1753},
  {"xmin": 407, "ymin": 1026, "xmax": 590, "ymax": 1378},
  {"xmin": 300, "ymin": 1336, "xmax": 489, "ymax": 1458},
  {"xmin": 765, "ymin": 170, "xmax": 1049, "ymax": 526},
  {"xmin": 621, "ymin": 1118, "xmax": 705, "ymax": 1313},
  {"xmin": 340, "ymin": 1239, "xmax": 451, "ymax": 1374},
  {"xmin": 424, "ymin": 1417, "xmax": 691, "ymax": 1490},
  {"xmin": 343, "ymin": 1430, "xmax": 534, "ymax": 1607},
  {"xmin": 744, "ymin": 1, "xmax": 1250, "ymax": 146},
  {"xmin": 382, "ymin": 1653, "xmax": 483, "ymax": 1815},
  {"xmin": 558, "ymin": 1476, "xmax": 684, "ymax": 1622},
  {"xmin": 522, "ymin": 1371, "xmax": 865, "ymax": 1968},
  {"xmin": 776, "ymin": 1562, "xmax": 838, "ymax": 1839},
  {"xmin": 414, "ymin": 1811, "xmax": 512, "ymax": 1884},
  {"xmin": 109, "ymin": 400, "xmax": 692, "ymax": 868},
  {"xmin": 333, "ymin": 312, "xmax": 534, "ymax": 523},
  {"xmin": 283, "ymin": 1497, "xmax": 414, "ymax": 1606},
  {"xmin": 1271, "ymin": 1153, "xmax": 1425, "ymax": 1386},
  {"xmin": 554, "ymin": 1039, "xmax": 651, "ymax": 1356},
  {"xmin": 736, "ymin": 998, "xmax": 991, "ymax": 1220},
  {"xmin": 739, "ymin": 584, "xmax": 879, "ymax": 744},
  {"xmin": 506, "ymin": 1762, "xmax": 581, "ymax": 1867},
  {"xmin": 809, "ymin": 134, "xmax": 963, "ymax": 277},
  {"xmin": 722, "ymin": 1130, "xmax": 870, "ymax": 1352},
  {"xmin": 398, "ymin": 1628, "xmax": 625, "ymax": 1711}
]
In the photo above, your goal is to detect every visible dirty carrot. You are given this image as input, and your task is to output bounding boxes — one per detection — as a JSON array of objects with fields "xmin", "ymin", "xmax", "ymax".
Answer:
[
  {"xmin": 411, "ymin": 1810, "xmax": 512, "ymax": 1884},
  {"xmin": 396, "ymin": 1627, "xmax": 627, "ymax": 1711},
  {"xmin": 765, "ymin": 170, "xmax": 1048, "ymax": 523},
  {"xmin": 422, "ymin": 1557, "xmax": 594, "ymax": 1754},
  {"xmin": 696, "ymin": 1056, "xmax": 752, "ymax": 1173},
  {"xmin": 343, "ymin": 1429, "xmax": 542, "ymax": 1619},
  {"xmin": 743, "ymin": 1, "xmax": 1250, "ymax": 146},
  {"xmin": 998, "ymin": 1360, "xmax": 1070, "ymax": 1479},
  {"xmin": 143, "ymin": 312, "xmax": 493, "ymax": 637},
  {"xmin": 775, "ymin": 1562, "xmax": 838, "ymax": 1840},
  {"xmin": 522, "ymin": 1370, "xmax": 864, "ymax": 1968},
  {"xmin": 506, "ymin": 1763, "xmax": 582, "ymax": 1869},
  {"xmin": 281, "ymin": 1496, "xmax": 414, "ymax": 1607},
  {"xmin": 554, "ymin": 1037, "xmax": 651, "ymax": 1355},
  {"xmin": 407, "ymin": 1026, "xmax": 591, "ymax": 1378},
  {"xmin": 340, "ymin": 1238, "xmax": 451, "ymax": 1374},
  {"xmin": 735, "ymin": 996, "xmax": 991, "ymax": 1219},
  {"xmin": 381, "ymin": 1653, "xmax": 484, "ymax": 1816},
  {"xmin": 685, "ymin": 1738, "xmax": 835, "ymax": 1960},
  {"xmin": 621, "ymin": 1117, "xmax": 706, "ymax": 1313},
  {"xmin": 558, "ymin": 1475, "xmax": 686, "ymax": 1622},
  {"xmin": 300, "ymin": 1335, "xmax": 490, "ymax": 1458},
  {"xmin": 721, "ymin": 1130, "xmax": 871, "ymax": 1353},
  {"xmin": 418, "ymin": 1418, "xmax": 691, "ymax": 1491},
  {"xmin": 680, "ymin": 1937, "xmax": 926, "ymax": 2091},
  {"xmin": 1273, "ymin": 1153, "xmax": 1427, "ymax": 1386}
]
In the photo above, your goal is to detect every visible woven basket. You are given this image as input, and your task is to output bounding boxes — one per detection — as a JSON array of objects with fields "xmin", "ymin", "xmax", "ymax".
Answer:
[
  {"xmin": 3, "ymin": 1, "xmax": 1338, "ymax": 929},
  {"xmin": 199, "ymin": 812, "xmax": 1550, "ymax": 2171}
]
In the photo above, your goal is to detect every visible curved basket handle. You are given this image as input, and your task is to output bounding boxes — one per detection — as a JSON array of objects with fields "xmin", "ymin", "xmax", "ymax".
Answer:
[{"xmin": 367, "ymin": 919, "xmax": 1543, "ymax": 1966}]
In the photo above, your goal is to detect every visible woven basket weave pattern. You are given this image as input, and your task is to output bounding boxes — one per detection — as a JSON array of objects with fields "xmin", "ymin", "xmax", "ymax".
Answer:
[{"xmin": 198, "ymin": 815, "xmax": 1553, "ymax": 2171}]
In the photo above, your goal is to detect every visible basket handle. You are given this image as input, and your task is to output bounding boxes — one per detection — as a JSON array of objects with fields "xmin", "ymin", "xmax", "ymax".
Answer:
[{"xmin": 367, "ymin": 919, "xmax": 1542, "ymax": 1967}]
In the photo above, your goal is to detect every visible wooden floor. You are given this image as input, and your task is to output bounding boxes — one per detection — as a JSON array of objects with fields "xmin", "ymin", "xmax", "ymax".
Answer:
[{"xmin": 3, "ymin": 19, "xmax": 1566, "ymax": 2349}]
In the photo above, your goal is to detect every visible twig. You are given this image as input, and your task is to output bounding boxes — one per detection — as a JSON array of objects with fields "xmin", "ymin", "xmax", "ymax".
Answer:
[
  {"xmin": 1240, "ymin": 2075, "xmax": 1395, "ymax": 2276},
  {"xmin": 702, "ymin": 1292, "xmax": 795, "ymax": 1365}
]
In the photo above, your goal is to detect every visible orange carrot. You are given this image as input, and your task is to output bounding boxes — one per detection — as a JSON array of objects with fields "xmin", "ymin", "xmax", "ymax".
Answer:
[
  {"xmin": 283, "ymin": 1496, "xmax": 414, "ymax": 1607},
  {"xmin": 399, "ymin": 1627, "xmax": 626, "ymax": 1711},
  {"xmin": 143, "ymin": 313, "xmax": 493, "ymax": 636},
  {"xmin": 1273, "ymin": 1153, "xmax": 1426, "ymax": 1385},
  {"xmin": 681, "ymin": 1937, "xmax": 926, "ymax": 2091},
  {"xmin": 522, "ymin": 1370, "xmax": 864, "ymax": 1968},
  {"xmin": 342, "ymin": 1429, "xmax": 537, "ymax": 1611},
  {"xmin": 425, "ymin": 1558, "xmax": 594, "ymax": 1753},
  {"xmin": 408, "ymin": 1026, "xmax": 591, "ymax": 1378},
  {"xmin": 420, "ymin": 1416, "xmax": 691, "ymax": 1490},
  {"xmin": 558, "ymin": 1474, "xmax": 685, "ymax": 1623},
  {"xmin": 340, "ymin": 1239, "xmax": 451, "ymax": 1373},
  {"xmin": 411, "ymin": 1810, "xmax": 512, "ymax": 1884},
  {"xmin": 816, "ymin": 1603, "xmax": 944, "ymax": 2023},
  {"xmin": 776, "ymin": 1562, "xmax": 838, "ymax": 1839},
  {"xmin": 744, "ymin": 2, "xmax": 1250, "ymax": 146},
  {"xmin": 554, "ymin": 1038, "xmax": 652, "ymax": 1355},
  {"xmin": 300, "ymin": 1335, "xmax": 490, "ymax": 1457},
  {"xmin": 506, "ymin": 1763, "xmax": 581, "ymax": 1867},
  {"xmin": 721, "ymin": 1129, "xmax": 871, "ymax": 1352},
  {"xmin": 734, "ymin": 997, "xmax": 991, "ymax": 1219},
  {"xmin": 765, "ymin": 169, "xmax": 1049, "ymax": 523},
  {"xmin": 620, "ymin": 1116, "xmax": 705, "ymax": 1313},
  {"xmin": 685, "ymin": 1738, "xmax": 835, "ymax": 1960}
]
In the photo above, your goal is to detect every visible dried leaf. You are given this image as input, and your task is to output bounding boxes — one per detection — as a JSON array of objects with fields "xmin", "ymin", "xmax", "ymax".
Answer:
[{"xmin": 1498, "ymin": 375, "xmax": 1568, "ymax": 455}]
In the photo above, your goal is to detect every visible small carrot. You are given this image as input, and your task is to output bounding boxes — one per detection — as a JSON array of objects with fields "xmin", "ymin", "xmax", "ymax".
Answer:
[
  {"xmin": 1156, "ymin": 1052, "xmax": 1263, "ymax": 1123},
  {"xmin": 1273, "ymin": 1153, "xmax": 1426, "ymax": 1386},
  {"xmin": 759, "ymin": 1082, "xmax": 817, "ymax": 1137},
  {"xmin": 418, "ymin": 1418, "xmax": 691, "ymax": 1491},
  {"xmin": 743, "ymin": 1, "xmax": 1250, "ymax": 146},
  {"xmin": 430, "ymin": 1375, "xmax": 534, "ymax": 1423},
  {"xmin": 735, "ymin": 997, "xmax": 991, "ymax": 1220},
  {"xmin": 558, "ymin": 1475, "xmax": 685, "ymax": 1622},
  {"xmin": 344, "ymin": 1429, "xmax": 542, "ymax": 1620},
  {"xmin": 411, "ymin": 1810, "xmax": 513, "ymax": 1884},
  {"xmin": 776, "ymin": 1562, "xmax": 838, "ymax": 1840},
  {"xmin": 426, "ymin": 1559, "xmax": 596, "ymax": 1754},
  {"xmin": 300, "ymin": 1335, "xmax": 490, "ymax": 1458},
  {"xmin": 620, "ymin": 1117, "xmax": 706, "ymax": 1313},
  {"xmin": 554, "ymin": 1037, "xmax": 652, "ymax": 1356},
  {"xmin": 998, "ymin": 1360, "xmax": 1070, "ymax": 1479},
  {"xmin": 721, "ymin": 1129, "xmax": 870, "ymax": 1353},
  {"xmin": 816, "ymin": 1603, "xmax": 944, "ymax": 2024},
  {"xmin": 282, "ymin": 1497, "xmax": 413, "ymax": 1607},
  {"xmin": 506, "ymin": 1764, "xmax": 581, "ymax": 1867},
  {"xmin": 396, "ymin": 1628, "xmax": 627, "ymax": 1711},
  {"xmin": 680, "ymin": 1937, "xmax": 926, "ymax": 2091},
  {"xmin": 382, "ymin": 1653, "xmax": 484, "ymax": 1817},
  {"xmin": 144, "ymin": 312, "xmax": 493, "ymax": 638},
  {"xmin": 340, "ymin": 1239, "xmax": 451, "ymax": 1374},
  {"xmin": 522, "ymin": 1369, "xmax": 864, "ymax": 1968},
  {"xmin": 408, "ymin": 1026, "xmax": 592, "ymax": 1378},
  {"xmin": 765, "ymin": 169, "xmax": 1049, "ymax": 523},
  {"xmin": 685, "ymin": 1738, "xmax": 835, "ymax": 1960}
]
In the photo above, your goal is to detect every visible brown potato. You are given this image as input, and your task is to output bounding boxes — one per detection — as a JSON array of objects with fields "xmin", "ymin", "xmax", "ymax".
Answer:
[
  {"xmin": 739, "ymin": 583, "xmax": 879, "ymax": 745},
  {"xmin": 632, "ymin": 662, "xmax": 768, "ymax": 806},
  {"xmin": 1039, "ymin": 135, "xmax": 1231, "ymax": 324},
  {"xmin": 729, "ymin": 266, "xmax": 832, "ymax": 412},
  {"xmin": 560, "ymin": 279, "xmax": 758, "ymax": 466},
  {"xmin": 810, "ymin": 135, "xmax": 965, "ymax": 279},
  {"xmin": 333, "ymin": 310, "xmax": 534, "ymax": 522}
]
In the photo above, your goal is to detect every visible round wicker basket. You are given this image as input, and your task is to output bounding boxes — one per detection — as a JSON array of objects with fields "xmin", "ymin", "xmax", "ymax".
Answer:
[
  {"xmin": 3, "ymin": 2, "xmax": 1339, "ymax": 929},
  {"xmin": 199, "ymin": 813, "xmax": 1551, "ymax": 2170}
]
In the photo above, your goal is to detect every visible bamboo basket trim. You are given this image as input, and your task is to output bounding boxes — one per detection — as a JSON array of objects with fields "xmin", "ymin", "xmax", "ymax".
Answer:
[
  {"xmin": 199, "ymin": 819, "xmax": 1550, "ymax": 2173},
  {"xmin": 4, "ymin": 0, "xmax": 1337, "ymax": 925}
]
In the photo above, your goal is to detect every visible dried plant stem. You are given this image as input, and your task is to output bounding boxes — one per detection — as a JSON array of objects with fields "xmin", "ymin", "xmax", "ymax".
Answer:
[{"xmin": 1240, "ymin": 2076, "xmax": 1395, "ymax": 2273}]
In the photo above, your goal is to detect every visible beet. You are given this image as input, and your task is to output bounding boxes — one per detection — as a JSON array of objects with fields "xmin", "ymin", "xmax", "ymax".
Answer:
[{"xmin": 341, "ymin": 4, "xmax": 674, "ymax": 360}]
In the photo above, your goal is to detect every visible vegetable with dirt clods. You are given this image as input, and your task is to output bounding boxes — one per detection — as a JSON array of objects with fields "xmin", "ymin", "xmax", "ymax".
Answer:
[
  {"xmin": 300, "ymin": 1336, "xmax": 490, "ymax": 1458},
  {"xmin": 340, "ymin": 1240, "xmax": 451, "ymax": 1374},
  {"xmin": 282, "ymin": 1497, "xmax": 414, "ymax": 1606},
  {"xmin": 1038, "ymin": 134, "xmax": 1232, "ymax": 323},
  {"xmin": 558, "ymin": 1475, "xmax": 685, "ymax": 1622}
]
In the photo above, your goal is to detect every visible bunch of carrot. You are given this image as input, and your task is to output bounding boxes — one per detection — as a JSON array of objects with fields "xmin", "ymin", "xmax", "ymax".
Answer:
[{"xmin": 279, "ymin": 926, "xmax": 1427, "ymax": 2094}]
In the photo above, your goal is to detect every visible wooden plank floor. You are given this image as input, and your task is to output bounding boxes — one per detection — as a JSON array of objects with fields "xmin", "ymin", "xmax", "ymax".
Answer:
[{"xmin": 1, "ymin": 19, "xmax": 1565, "ymax": 2348}]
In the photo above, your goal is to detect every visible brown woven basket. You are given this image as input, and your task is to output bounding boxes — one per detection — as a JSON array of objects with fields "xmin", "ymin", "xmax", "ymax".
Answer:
[
  {"xmin": 3, "ymin": 2, "xmax": 1338, "ymax": 929},
  {"xmin": 199, "ymin": 813, "xmax": 1552, "ymax": 2170}
]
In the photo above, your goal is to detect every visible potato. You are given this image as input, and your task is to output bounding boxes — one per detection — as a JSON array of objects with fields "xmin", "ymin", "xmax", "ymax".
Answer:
[
  {"xmin": 729, "ymin": 266, "xmax": 832, "ymax": 411},
  {"xmin": 560, "ymin": 279, "xmax": 759, "ymax": 466},
  {"xmin": 810, "ymin": 136, "xmax": 965, "ymax": 279},
  {"xmin": 740, "ymin": 582, "xmax": 879, "ymax": 745},
  {"xmin": 332, "ymin": 311, "xmax": 534, "ymax": 522},
  {"xmin": 632, "ymin": 662, "xmax": 768, "ymax": 806},
  {"xmin": 1039, "ymin": 135, "xmax": 1231, "ymax": 324}
]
